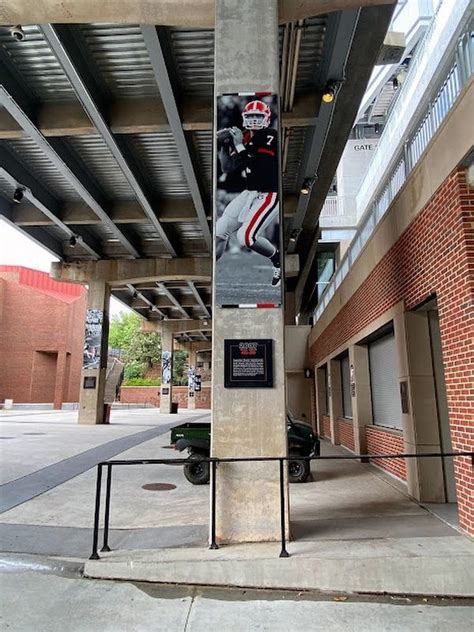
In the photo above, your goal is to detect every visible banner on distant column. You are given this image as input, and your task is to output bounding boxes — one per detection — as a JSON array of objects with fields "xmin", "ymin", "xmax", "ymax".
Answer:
[{"xmin": 215, "ymin": 93, "xmax": 282, "ymax": 307}]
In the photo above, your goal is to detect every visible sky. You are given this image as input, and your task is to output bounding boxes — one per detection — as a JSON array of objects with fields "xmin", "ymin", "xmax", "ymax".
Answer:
[{"xmin": 0, "ymin": 218, "xmax": 131, "ymax": 318}]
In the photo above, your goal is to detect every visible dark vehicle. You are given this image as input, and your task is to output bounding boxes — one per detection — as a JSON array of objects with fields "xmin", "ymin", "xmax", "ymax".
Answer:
[{"xmin": 170, "ymin": 413, "xmax": 320, "ymax": 485}]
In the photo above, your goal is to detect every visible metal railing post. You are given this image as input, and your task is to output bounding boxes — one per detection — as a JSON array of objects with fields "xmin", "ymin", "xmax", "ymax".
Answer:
[
  {"xmin": 101, "ymin": 464, "xmax": 113, "ymax": 553},
  {"xmin": 210, "ymin": 459, "xmax": 219, "ymax": 549},
  {"xmin": 89, "ymin": 463, "xmax": 103, "ymax": 560},
  {"xmin": 279, "ymin": 458, "xmax": 289, "ymax": 558}
]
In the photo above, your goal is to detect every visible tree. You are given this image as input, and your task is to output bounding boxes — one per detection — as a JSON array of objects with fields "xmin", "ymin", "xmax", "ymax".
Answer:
[
  {"xmin": 109, "ymin": 311, "xmax": 161, "ymax": 373},
  {"xmin": 109, "ymin": 312, "xmax": 141, "ymax": 350}
]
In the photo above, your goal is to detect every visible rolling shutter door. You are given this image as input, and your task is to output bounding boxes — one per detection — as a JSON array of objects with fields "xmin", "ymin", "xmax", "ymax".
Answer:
[
  {"xmin": 369, "ymin": 333, "xmax": 402, "ymax": 429},
  {"xmin": 341, "ymin": 355, "xmax": 353, "ymax": 418}
]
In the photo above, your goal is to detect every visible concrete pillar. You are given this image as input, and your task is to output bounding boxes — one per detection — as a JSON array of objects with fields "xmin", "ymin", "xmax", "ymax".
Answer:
[
  {"xmin": 328, "ymin": 359, "xmax": 343, "ymax": 445},
  {"xmin": 212, "ymin": 0, "xmax": 287, "ymax": 543},
  {"xmin": 78, "ymin": 280, "xmax": 110, "ymax": 425},
  {"xmin": 349, "ymin": 345, "xmax": 372, "ymax": 457},
  {"xmin": 160, "ymin": 327, "xmax": 173, "ymax": 414},
  {"xmin": 53, "ymin": 351, "xmax": 67, "ymax": 410},
  {"xmin": 188, "ymin": 348, "xmax": 197, "ymax": 410},
  {"xmin": 394, "ymin": 311, "xmax": 445, "ymax": 502}
]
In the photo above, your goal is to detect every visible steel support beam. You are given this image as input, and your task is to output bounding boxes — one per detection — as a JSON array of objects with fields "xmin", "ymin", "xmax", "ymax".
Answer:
[
  {"xmin": 187, "ymin": 281, "xmax": 211, "ymax": 318},
  {"xmin": 0, "ymin": 200, "xmax": 64, "ymax": 259},
  {"xmin": 126, "ymin": 283, "xmax": 166, "ymax": 319},
  {"xmin": 287, "ymin": 10, "xmax": 360, "ymax": 254},
  {"xmin": 0, "ymin": 85, "xmax": 140, "ymax": 258},
  {"xmin": 141, "ymin": 25, "xmax": 212, "ymax": 252},
  {"xmin": 40, "ymin": 24, "xmax": 177, "ymax": 258},
  {"xmin": 0, "ymin": 93, "xmax": 320, "ymax": 140},
  {"xmin": 0, "ymin": 147, "xmax": 101, "ymax": 259},
  {"xmin": 156, "ymin": 282, "xmax": 191, "ymax": 319}
]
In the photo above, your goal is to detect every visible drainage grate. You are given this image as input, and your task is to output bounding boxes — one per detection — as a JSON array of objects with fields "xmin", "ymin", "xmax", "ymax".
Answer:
[
  {"xmin": 141, "ymin": 483, "xmax": 177, "ymax": 491},
  {"xmin": 0, "ymin": 436, "xmax": 14, "ymax": 439},
  {"xmin": 23, "ymin": 433, "xmax": 46, "ymax": 436},
  {"xmin": 161, "ymin": 445, "xmax": 175, "ymax": 449}
]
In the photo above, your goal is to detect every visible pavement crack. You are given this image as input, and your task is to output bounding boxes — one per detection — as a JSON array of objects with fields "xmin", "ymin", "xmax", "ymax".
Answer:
[{"xmin": 183, "ymin": 586, "xmax": 196, "ymax": 632}]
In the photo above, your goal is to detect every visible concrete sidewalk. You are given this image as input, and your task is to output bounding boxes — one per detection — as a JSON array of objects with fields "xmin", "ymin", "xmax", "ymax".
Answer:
[
  {"xmin": 1, "ymin": 411, "xmax": 473, "ymax": 597},
  {"xmin": 85, "ymin": 536, "xmax": 474, "ymax": 597}
]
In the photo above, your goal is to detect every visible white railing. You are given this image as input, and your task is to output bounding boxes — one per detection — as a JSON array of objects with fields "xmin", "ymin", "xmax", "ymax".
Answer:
[
  {"xmin": 313, "ymin": 19, "xmax": 473, "ymax": 324},
  {"xmin": 356, "ymin": 0, "xmax": 472, "ymax": 218}
]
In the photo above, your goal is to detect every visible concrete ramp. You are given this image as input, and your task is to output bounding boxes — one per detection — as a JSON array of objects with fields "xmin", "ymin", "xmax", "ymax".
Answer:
[{"xmin": 85, "ymin": 536, "xmax": 474, "ymax": 597}]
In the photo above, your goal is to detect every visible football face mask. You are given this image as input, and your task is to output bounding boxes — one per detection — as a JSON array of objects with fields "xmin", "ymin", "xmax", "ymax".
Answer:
[{"xmin": 242, "ymin": 100, "xmax": 271, "ymax": 130}]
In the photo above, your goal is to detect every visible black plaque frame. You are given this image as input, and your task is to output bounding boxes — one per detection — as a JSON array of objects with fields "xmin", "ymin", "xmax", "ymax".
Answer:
[{"xmin": 224, "ymin": 339, "xmax": 273, "ymax": 388}]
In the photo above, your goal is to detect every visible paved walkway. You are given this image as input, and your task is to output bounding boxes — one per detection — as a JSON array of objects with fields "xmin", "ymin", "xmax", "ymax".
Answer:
[
  {"xmin": 1, "ymin": 409, "xmax": 473, "ymax": 596},
  {"xmin": 2, "ymin": 560, "xmax": 473, "ymax": 631}
]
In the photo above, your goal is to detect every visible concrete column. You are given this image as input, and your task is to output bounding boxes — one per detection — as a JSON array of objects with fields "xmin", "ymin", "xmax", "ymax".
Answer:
[
  {"xmin": 78, "ymin": 280, "xmax": 110, "ymax": 425},
  {"xmin": 212, "ymin": 0, "xmax": 287, "ymax": 543},
  {"xmin": 349, "ymin": 345, "xmax": 372, "ymax": 457},
  {"xmin": 328, "ymin": 359, "xmax": 343, "ymax": 445},
  {"xmin": 53, "ymin": 351, "xmax": 67, "ymax": 410},
  {"xmin": 394, "ymin": 311, "xmax": 445, "ymax": 502},
  {"xmin": 160, "ymin": 327, "xmax": 173, "ymax": 414},
  {"xmin": 188, "ymin": 348, "xmax": 197, "ymax": 410}
]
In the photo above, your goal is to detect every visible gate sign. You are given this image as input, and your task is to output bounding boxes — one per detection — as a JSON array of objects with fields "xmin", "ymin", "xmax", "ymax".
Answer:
[{"xmin": 224, "ymin": 339, "xmax": 273, "ymax": 388}]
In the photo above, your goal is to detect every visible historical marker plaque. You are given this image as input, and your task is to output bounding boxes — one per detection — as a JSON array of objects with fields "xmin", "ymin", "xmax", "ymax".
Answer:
[{"xmin": 224, "ymin": 339, "xmax": 273, "ymax": 388}]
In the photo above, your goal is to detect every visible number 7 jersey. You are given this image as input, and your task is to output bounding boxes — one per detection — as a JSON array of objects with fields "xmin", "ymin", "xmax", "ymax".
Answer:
[{"xmin": 240, "ymin": 128, "xmax": 278, "ymax": 193}]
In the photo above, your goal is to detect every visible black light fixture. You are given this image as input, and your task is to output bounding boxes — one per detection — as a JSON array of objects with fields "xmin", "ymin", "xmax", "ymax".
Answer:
[
  {"xmin": 322, "ymin": 81, "xmax": 337, "ymax": 104},
  {"xmin": 69, "ymin": 235, "xmax": 78, "ymax": 247},
  {"xmin": 300, "ymin": 178, "xmax": 315, "ymax": 195},
  {"xmin": 289, "ymin": 228, "xmax": 301, "ymax": 243},
  {"xmin": 13, "ymin": 187, "xmax": 24, "ymax": 204}
]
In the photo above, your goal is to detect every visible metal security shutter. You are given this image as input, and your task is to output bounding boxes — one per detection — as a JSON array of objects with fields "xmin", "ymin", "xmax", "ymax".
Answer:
[
  {"xmin": 369, "ymin": 333, "xmax": 402, "ymax": 429},
  {"xmin": 341, "ymin": 355, "xmax": 353, "ymax": 418}
]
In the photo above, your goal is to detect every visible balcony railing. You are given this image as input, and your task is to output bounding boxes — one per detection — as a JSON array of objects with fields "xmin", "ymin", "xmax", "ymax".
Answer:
[{"xmin": 313, "ymin": 10, "xmax": 473, "ymax": 324}]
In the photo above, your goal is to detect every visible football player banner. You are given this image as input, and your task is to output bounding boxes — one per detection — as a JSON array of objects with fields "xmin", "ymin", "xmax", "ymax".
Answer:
[
  {"xmin": 215, "ymin": 93, "xmax": 282, "ymax": 307},
  {"xmin": 83, "ymin": 309, "xmax": 103, "ymax": 370}
]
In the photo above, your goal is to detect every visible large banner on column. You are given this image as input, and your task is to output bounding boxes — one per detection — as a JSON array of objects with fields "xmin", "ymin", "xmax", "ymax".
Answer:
[
  {"xmin": 215, "ymin": 93, "xmax": 282, "ymax": 307},
  {"xmin": 83, "ymin": 309, "xmax": 103, "ymax": 369}
]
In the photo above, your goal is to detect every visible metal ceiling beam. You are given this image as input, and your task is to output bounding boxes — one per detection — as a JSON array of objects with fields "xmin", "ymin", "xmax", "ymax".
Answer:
[
  {"xmin": 287, "ymin": 10, "xmax": 360, "ymax": 254},
  {"xmin": 40, "ymin": 23, "xmax": 177, "ymax": 258},
  {"xmin": 294, "ymin": 3, "xmax": 396, "ymax": 313},
  {"xmin": 0, "ymin": 198, "xmax": 64, "ymax": 259},
  {"xmin": 156, "ymin": 282, "xmax": 191, "ymax": 319},
  {"xmin": 187, "ymin": 281, "xmax": 211, "ymax": 318},
  {"xmin": 0, "ymin": 93, "xmax": 319, "ymax": 139},
  {"xmin": 126, "ymin": 283, "xmax": 167, "ymax": 319},
  {"xmin": 0, "ymin": 146, "xmax": 101, "ymax": 259},
  {"xmin": 0, "ymin": 86, "xmax": 140, "ymax": 258},
  {"xmin": 141, "ymin": 25, "xmax": 212, "ymax": 253}
]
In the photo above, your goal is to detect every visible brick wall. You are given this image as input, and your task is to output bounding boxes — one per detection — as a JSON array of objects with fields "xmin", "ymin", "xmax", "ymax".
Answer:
[
  {"xmin": 120, "ymin": 386, "xmax": 211, "ymax": 409},
  {"xmin": 336, "ymin": 418, "xmax": 355, "ymax": 452},
  {"xmin": 0, "ymin": 268, "xmax": 86, "ymax": 405},
  {"xmin": 321, "ymin": 414, "xmax": 331, "ymax": 439},
  {"xmin": 309, "ymin": 169, "xmax": 473, "ymax": 534},
  {"xmin": 366, "ymin": 426, "xmax": 407, "ymax": 481}
]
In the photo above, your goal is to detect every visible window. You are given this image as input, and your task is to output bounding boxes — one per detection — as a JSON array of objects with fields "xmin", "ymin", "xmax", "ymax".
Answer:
[{"xmin": 341, "ymin": 355, "xmax": 353, "ymax": 419}]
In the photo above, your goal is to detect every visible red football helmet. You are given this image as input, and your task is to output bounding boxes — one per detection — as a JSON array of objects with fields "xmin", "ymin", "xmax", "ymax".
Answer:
[{"xmin": 242, "ymin": 100, "xmax": 271, "ymax": 130}]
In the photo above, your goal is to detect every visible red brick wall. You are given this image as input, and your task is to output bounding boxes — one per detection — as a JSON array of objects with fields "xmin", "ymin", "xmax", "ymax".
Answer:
[
  {"xmin": 0, "ymin": 269, "xmax": 86, "ymax": 405},
  {"xmin": 321, "ymin": 414, "xmax": 331, "ymax": 439},
  {"xmin": 336, "ymin": 418, "xmax": 355, "ymax": 452},
  {"xmin": 120, "ymin": 386, "xmax": 211, "ymax": 409},
  {"xmin": 309, "ymin": 169, "xmax": 473, "ymax": 533},
  {"xmin": 366, "ymin": 426, "xmax": 407, "ymax": 481}
]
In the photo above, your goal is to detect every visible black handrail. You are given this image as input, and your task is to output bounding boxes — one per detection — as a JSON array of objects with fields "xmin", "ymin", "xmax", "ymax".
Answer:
[{"xmin": 88, "ymin": 450, "xmax": 474, "ymax": 561}]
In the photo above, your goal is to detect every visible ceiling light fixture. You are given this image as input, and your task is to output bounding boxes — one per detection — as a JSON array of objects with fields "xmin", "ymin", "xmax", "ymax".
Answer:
[
  {"xmin": 301, "ymin": 178, "xmax": 315, "ymax": 195},
  {"xmin": 13, "ymin": 187, "xmax": 24, "ymax": 204},
  {"xmin": 322, "ymin": 81, "xmax": 337, "ymax": 104}
]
